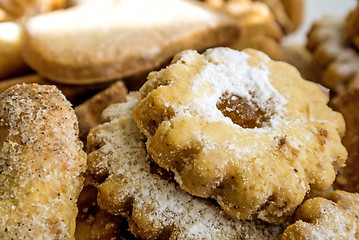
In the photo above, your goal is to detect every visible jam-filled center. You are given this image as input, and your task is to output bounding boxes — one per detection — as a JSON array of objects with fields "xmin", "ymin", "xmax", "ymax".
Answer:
[{"xmin": 216, "ymin": 93, "xmax": 270, "ymax": 128}]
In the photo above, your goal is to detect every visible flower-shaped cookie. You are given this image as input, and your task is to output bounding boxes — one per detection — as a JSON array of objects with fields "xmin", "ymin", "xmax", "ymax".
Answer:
[{"xmin": 133, "ymin": 47, "xmax": 347, "ymax": 223}]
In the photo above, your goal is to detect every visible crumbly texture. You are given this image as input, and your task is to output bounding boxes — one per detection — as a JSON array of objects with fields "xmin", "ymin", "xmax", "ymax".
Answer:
[
  {"xmin": 306, "ymin": 15, "xmax": 359, "ymax": 94},
  {"xmin": 87, "ymin": 96, "xmax": 284, "ymax": 240},
  {"xmin": 345, "ymin": 3, "xmax": 359, "ymax": 50},
  {"xmin": 133, "ymin": 47, "xmax": 347, "ymax": 224},
  {"xmin": 279, "ymin": 190, "xmax": 359, "ymax": 239},
  {"xmin": 332, "ymin": 88, "xmax": 359, "ymax": 193},
  {"xmin": 22, "ymin": 0, "xmax": 239, "ymax": 84},
  {"xmin": 0, "ymin": 84, "xmax": 86, "ymax": 239},
  {"xmin": 201, "ymin": 0, "xmax": 285, "ymax": 60}
]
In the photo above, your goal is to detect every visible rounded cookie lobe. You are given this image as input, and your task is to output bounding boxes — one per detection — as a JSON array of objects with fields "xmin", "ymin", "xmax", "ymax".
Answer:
[
  {"xmin": 0, "ymin": 84, "xmax": 86, "ymax": 239},
  {"xmin": 279, "ymin": 190, "xmax": 359, "ymax": 239},
  {"xmin": 133, "ymin": 47, "xmax": 347, "ymax": 223}
]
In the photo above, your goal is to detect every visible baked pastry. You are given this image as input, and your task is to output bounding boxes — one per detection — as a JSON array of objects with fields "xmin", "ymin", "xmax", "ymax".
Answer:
[
  {"xmin": 133, "ymin": 47, "xmax": 347, "ymax": 224},
  {"xmin": 0, "ymin": 73, "xmax": 113, "ymax": 106},
  {"xmin": 307, "ymin": 15, "xmax": 359, "ymax": 94},
  {"xmin": 279, "ymin": 190, "xmax": 359, "ymax": 239},
  {"xmin": 22, "ymin": 0, "xmax": 239, "ymax": 84},
  {"xmin": 332, "ymin": 87, "xmax": 359, "ymax": 193},
  {"xmin": 0, "ymin": 0, "xmax": 65, "ymax": 22},
  {"xmin": 0, "ymin": 84, "xmax": 86, "ymax": 239},
  {"xmin": 75, "ymin": 185, "xmax": 136, "ymax": 240},
  {"xmin": 201, "ymin": 0, "xmax": 285, "ymax": 60},
  {"xmin": 87, "ymin": 96, "xmax": 284, "ymax": 239},
  {"xmin": 0, "ymin": 22, "xmax": 29, "ymax": 79},
  {"xmin": 75, "ymin": 80, "xmax": 127, "ymax": 140}
]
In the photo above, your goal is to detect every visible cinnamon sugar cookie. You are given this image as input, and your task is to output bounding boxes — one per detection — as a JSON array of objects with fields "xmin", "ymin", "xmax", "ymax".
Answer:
[
  {"xmin": 279, "ymin": 190, "xmax": 359, "ymax": 239},
  {"xmin": 133, "ymin": 47, "xmax": 347, "ymax": 224},
  {"xmin": 307, "ymin": 15, "xmax": 359, "ymax": 93},
  {"xmin": 87, "ymin": 96, "xmax": 284, "ymax": 239},
  {"xmin": 0, "ymin": 84, "xmax": 86, "ymax": 239}
]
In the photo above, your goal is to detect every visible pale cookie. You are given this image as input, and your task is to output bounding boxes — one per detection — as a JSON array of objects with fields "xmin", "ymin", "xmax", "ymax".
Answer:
[
  {"xmin": 22, "ymin": 0, "xmax": 239, "ymax": 84},
  {"xmin": 332, "ymin": 87, "xmax": 359, "ymax": 193},
  {"xmin": 133, "ymin": 47, "xmax": 347, "ymax": 224},
  {"xmin": 307, "ymin": 15, "xmax": 359, "ymax": 93},
  {"xmin": 87, "ymin": 96, "xmax": 284, "ymax": 239},
  {"xmin": 0, "ymin": 84, "xmax": 86, "ymax": 239},
  {"xmin": 279, "ymin": 190, "xmax": 359, "ymax": 239}
]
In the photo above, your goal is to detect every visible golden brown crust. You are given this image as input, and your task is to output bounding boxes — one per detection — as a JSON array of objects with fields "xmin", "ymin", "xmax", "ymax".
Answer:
[
  {"xmin": 0, "ymin": 73, "xmax": 113, "ymax": 105},
  {"xmin": 0, "ymin": 84, "xmax": 86, "ymax": 239},
  {"xmin": 133, "ymin": 47, "xmax": 347, "ymax": 224},
  {"xmin": 22, "ymin": 0, "xmax": 239, "ymax": 84},
  {"xmin": 279, "ymin": 190, "xmax": 359, "ymax": 239}
]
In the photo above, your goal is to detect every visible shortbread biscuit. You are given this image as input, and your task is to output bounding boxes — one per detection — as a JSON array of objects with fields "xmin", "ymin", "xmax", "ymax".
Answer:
[
  {"xmin": 22, "ymin": 0, "xmax": 239, "ymax": 84},
  {"xmin": 75, "ymin": 81, "xmax": 127, "ymax": 140},
  {"xmin": 332, "ymin": 88, "xmax": 359, "ymax": 193},
  {"xmin": 307, "ymin": 15, "xmax": 359, "ymax": 93},
  {"xmin": 0, "ymin": 84, "xmax": 86, "ymax": 239},
  {"xmin": 133, "ymin": 48, "xmax": 347, "ymax": 224},
  {"xmin": 87, "ymin": 96, "xmax": 284, "ymax": 239},
  {"xmin": 279, "ymin": 190, "xmax": 359, "ymax": 239}
]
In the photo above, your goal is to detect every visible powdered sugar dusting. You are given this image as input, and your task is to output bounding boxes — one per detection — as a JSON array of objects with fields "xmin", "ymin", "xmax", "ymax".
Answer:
[
  {"xmin": 168, "ymin": 48, "xmax": 287, "ymax": 129},
  {"xmin": 88, "ymin": 96, "xmax": 284, "ymax": 239}
]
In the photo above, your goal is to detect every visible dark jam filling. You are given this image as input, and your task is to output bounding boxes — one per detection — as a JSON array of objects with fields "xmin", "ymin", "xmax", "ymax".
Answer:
[{"xmin": 216, "ymin": 93, "xmax": 270, "ymax": 128}]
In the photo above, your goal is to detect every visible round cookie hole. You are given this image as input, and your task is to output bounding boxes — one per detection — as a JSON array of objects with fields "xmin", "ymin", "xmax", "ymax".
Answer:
[{"xmin": 216, "ymin": 92, "xmax": 270, "ymax": 128}]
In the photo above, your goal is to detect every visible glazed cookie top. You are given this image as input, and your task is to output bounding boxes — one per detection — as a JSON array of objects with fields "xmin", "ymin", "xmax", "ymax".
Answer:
[{"xmin": 133, "ymin": 47, "xmax": 347, "ymax": 223}]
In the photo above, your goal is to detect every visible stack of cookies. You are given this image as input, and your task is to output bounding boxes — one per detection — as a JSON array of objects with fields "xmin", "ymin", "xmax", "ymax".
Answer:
[{"xmin": 3, "ymin": 0, "xmax": 359, "ymax": 239}]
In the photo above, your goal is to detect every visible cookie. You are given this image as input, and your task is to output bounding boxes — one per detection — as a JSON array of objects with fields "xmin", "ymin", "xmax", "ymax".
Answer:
[
  {"xmin": 307, "ymin": 15, "xmax": 359, "ymax": 94},
  {"xmin": 87, "ymin": 96, "xmax": 284, "ymax": 239},
  {"xmin": 75, "ymin": 80, "xmax": 127, "ymax": 140},
  {"xmin": 0, "ymin": 22, "xmax": 29, "ymax": 79},
  {"xmin": 202, "ymin": 0, "xmax": 285, "ymax": 60},
  {"xmin": 332, "ymin": 87, "xmax": 359, "ymax": 193},
  {"xmin": 0, "ymin": 84, "xmax": 86, "ymax": 239},
  {"xmin": 279, "ymin": 190, "xmax": 359, "ymax": 239},
  {"xmin": 22, "ymin": 0, "xmax": 239, "ymax": 84},
  {"xmin": 133, "ymin": 47, "xmax": 347, "ymax": 223}
]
